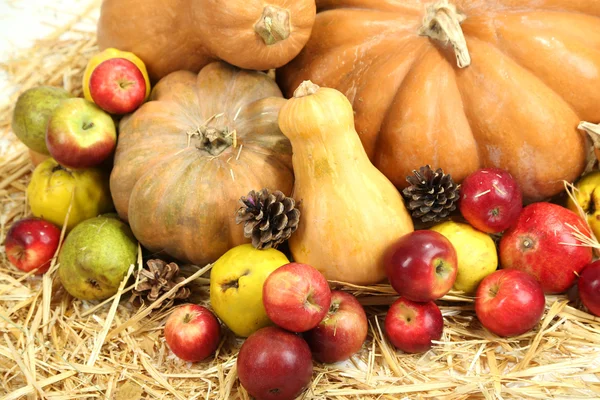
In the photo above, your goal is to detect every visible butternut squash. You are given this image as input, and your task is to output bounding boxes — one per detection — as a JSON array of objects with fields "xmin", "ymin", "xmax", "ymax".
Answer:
[{"xmin": 278, "ymin": 81, "xmax": 414, "ymax": 285}]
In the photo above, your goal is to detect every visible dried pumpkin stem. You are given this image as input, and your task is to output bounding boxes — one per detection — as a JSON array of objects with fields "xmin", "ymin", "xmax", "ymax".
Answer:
[
  {"xmin": 255, "ymin": 5, "xmax": 290, "ymax": 46},
  {"xmin": 293, "ymin": 80, "xmax": 320, "ymax": 98},
  {"xmin": 418, "ymin": 0, "xmax": 471, "ymax": 68}
]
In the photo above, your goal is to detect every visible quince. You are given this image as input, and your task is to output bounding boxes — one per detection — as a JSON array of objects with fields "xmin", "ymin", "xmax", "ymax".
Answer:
[
  {"xmin": 210, "ymin": 244, "xmax": 289, "ymax": 337},
  {"xmin": 567, "ymin": 171, "xmax": 600, "ymax": 240},
  {"xmin": 27, "ymin": 158, "xmax": 113, "ymax": 230},
  {"xmin": 430, "ymin": 221, "xmax": 497, "ymax": 294}
]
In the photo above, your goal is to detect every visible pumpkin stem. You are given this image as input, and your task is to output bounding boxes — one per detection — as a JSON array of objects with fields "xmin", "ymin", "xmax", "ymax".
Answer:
[
  {"xmin": 293, "ymin": 80, "xmax": 320, "ymax": 98},
  {"xmin": 579, "ymin": 121, "xmax": 600, "ymax": 173},
  {"xmin": 255, "ymin": 5, "xmax": 290, "ymax": 46},
  {"xmin": 418, "ymin": 0, "xmax": 471, "ymax": 68}
]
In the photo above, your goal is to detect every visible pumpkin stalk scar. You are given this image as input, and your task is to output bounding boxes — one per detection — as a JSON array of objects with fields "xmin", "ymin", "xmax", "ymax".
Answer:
[
  {"xmin": 418, "ymin": 0, "xmax": 471, "ymax": 68},
  {"xmin": 254, "ymin": 5, "xmax": 290, "ymax": 46}
]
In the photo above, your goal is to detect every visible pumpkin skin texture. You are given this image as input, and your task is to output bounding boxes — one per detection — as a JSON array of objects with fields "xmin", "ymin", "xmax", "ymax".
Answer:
[
  {"xmin": 278, "ymin": 81, "xmax": 414, "ymax": 285},
  {"xmin": 110, "ymin": 62, "xmax": 293, "ymax": 266},
  {"xmin": 97, "ymin": 0, "xmax": 316, "ymax": 82},
  {"xmin": 277, "ymin": 0, "xmax": 600, "ymax": 202}
]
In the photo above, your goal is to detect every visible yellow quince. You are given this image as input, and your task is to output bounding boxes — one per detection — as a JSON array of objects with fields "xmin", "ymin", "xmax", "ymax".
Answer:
[
  {"xmin": 210, "ymin": 244, "xmax": 289, "ymax": 337},
  {"xmin": 27, "ymin": 158, "xmax": 113, "ymax": 230}
]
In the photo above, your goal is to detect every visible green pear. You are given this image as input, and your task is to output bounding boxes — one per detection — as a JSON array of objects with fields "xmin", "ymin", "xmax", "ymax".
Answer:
[
  {"xmin": 12, "ymin": 86, "xmax": 73, "ymax": 154},
  {"xmin": 58, "ymin": 214, "xmax": 138, "ymax": 301}
]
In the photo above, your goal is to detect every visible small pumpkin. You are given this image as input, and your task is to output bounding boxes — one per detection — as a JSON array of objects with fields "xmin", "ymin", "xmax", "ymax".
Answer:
[
  {"xmin": 110, "ymin": 62, "xmax": 294, "ymax": 265},
  {"xmin": 278, "ymin": 0, "xmax": 600, "ymax": 201},
  {"xmin": 97, "ymin": 0, "xmax": 316, "ymax": 81},
  {"xmin": 278, "ymin": 81, "xmax": 414, "ymax": 285}
]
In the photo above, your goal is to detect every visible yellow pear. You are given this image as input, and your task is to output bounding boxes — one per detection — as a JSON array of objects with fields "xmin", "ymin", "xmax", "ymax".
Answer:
[
  {"xmin": 210, "ymin": 244, "xmax": 289, "ymax": 337},
  {"xmin": 430, "ymin": 221, "xmax": 497, "ymax": 295},
  {"xmin": 567, "ymin": 171, "xmax": 600, "ymax": 240}
]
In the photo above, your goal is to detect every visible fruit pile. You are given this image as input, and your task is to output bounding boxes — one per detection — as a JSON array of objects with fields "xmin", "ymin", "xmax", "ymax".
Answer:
[{"xmin": 4, "ymin": 0, "xmax": 600, "ymax": 398}]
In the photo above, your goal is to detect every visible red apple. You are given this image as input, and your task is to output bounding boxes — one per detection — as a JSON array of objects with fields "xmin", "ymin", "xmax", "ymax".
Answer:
[
  {"xmin": 237, "ymin": 326, "xmax": 313, "ymax": 400},
  {"xmin": 459, "ymin": 168, "xmax": 523, "ymax": 233},
  {"xmin": 262, "ymin": 262, "xmax": 331, "ymax": 332},
  {"xmin": 578, "ymin": 261, "xmax": 600, "ymax": 317},
  {"xmin": 385, "ymin": 297, "xmax": 443, "ymax": 353},
  {"xmin": 5, "ymin": 217, "xmax": 61, "ymax": 274},
  {"xmin": 499, "ymin": 202, "xmax": 593, "ymax": 294},
  {"xmin": 384, "ymin": 230, "xmax": 458, "ymax": 302},
  {"xmin": 164, "ymin": 304, "xmax": 221, "ymax": 362},
  {"xmin": 304, "ymin": 290, "xmax": 368, "ymax": 363},
  {"xmin": 475, "ymin": 269, "xmax": 545, "ymax": 337},
  {"xmin": 89, "ymin": 58, "xmax": 147, "ymax": 115},
  {"xmin": 46, "ymin": 98, "xmax": 116, "ymax": 169}
]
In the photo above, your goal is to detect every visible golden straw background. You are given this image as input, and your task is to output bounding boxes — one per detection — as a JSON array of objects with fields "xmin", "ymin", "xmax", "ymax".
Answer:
[{"xmin": 1, "ymin": 3, "xmax": 600, "ymax": 399}]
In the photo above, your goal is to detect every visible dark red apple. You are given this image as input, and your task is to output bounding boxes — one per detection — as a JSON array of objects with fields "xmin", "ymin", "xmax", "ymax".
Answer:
[
  {"xmin": 459, "ymin": 168, "xmax": 523, "ymax": 234},
  {"xmin": 46, "ymin": 98, "xmax": 116, "ymax": 169},
  {"xmin": 262, "ymin": 262, "xmax": 331, "ymax": 332},
  {"xmin": 89, "ymin": 58, "xmax": 147, "ymax": 115},
  {"xmin": 304, "ymin": 290, "xmax": 368, "ymax": 363},
  {"xmin": 475, "ymin": 269, "xmax": 545, "ymax": 337},
  {"xmin": 5, "ymin": 217, "xmax": 61, "ymax": 274},
  {"xmin": 384, "ymin": 230, "xmax": 458, "ymax": 302},
  {"xmin": 164, "ymin": 304, "xmax": 221, "ymax": 362},
  {"xmin": 499, "ymin": 202, "xmax": 593, "ymax": 294},
  {"xmin": 578, "ymin": 261, "xmax": 600, "ymax": 317},
  {"xmin": 237, "ymin": 326, "xmax": 313, "ymax": 400},
  {"xmin": 385, "ymin": 297, "xmax": 443, "ymax": 353}
]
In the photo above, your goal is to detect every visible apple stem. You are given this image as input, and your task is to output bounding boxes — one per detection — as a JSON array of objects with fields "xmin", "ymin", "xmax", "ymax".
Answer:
[
  {"xmin": 82, "ymin": 121, "xmax": 95, "ymax": 130},
  {"xmin": 183, "ymin": 313, "xmax": 192, "ymax": 324}
]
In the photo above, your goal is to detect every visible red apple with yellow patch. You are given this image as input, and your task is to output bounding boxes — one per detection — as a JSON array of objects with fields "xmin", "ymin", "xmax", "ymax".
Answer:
[
  {"xmin": 5, "ymin": 217, "xmax": 61, "ymax": 274},
  {"xmin": 262, "ymin": 262, "xmax": 331, "ymax": 333},
  {"xmin": 164, "ymin": 304, "xmax": 221, "ymax": 362}
]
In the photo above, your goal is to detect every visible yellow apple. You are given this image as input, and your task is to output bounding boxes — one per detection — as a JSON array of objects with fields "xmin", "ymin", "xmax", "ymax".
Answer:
[
  {"xmin": 566, "ymin": 171, "xmax": 600, "ymax": 240},
  {"xmin": 430, "ymin": 221, "xmax": 498, "ymax": 295},
  {"xmin": 210, "ymin": 244, "xmax": 289, "ymax": 337}
]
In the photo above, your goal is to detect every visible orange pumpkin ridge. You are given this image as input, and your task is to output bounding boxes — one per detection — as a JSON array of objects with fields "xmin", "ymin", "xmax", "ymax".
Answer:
[{"xmin": 278, "ymin": 0, "xmax": 600, "ymax": 202}]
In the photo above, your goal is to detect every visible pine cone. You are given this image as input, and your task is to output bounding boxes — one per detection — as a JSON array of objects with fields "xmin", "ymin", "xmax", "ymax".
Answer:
[
  {"xmin": 402, "ymin": 165, "xmax": 459, "ymax": 223},
  {"xmin": 130, "ymin": 259, "xmax": 190, "ymax": 304},
  {"xmin": 236, "ymin": 188, "xmax": 300, "ymax": 250}
]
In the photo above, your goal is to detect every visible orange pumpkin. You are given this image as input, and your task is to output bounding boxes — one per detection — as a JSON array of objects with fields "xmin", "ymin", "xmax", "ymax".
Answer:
[
  {"xmin": 97, "ymin": 0, "xmax": 316, "ymax": 81},
  {"xmin": 278, "ymin": 0, "xmax": 600, "ymax": 201},
  {"xmin": 110, "ymin": 62, "xmax": 294, "ymax": 265}
]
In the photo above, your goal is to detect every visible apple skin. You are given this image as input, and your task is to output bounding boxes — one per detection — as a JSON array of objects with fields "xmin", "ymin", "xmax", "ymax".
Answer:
[
  {"xmin": 237, "ymin": 326, "xmax": 313, "ymax": 400},
  {"xmin": 46, "ymin": 98, "xmax": 117, "ymax": 169},
  {"xmin": 263, "ymin": 262, "xmax": 331, "ymax": 333},
  {"xmin": 5, "ymin": 217, "xmax": 61, "ymax": 275},
  {"xmin": 459, "ymin": 168, "xmax": 523, "ymax": 234},
  {"xmin": 304, "ymin": 290, "xmax": 368, "ymax": 363},
  {"xmin": 475, "ymin": 269, "xmax": 545, "ymax": 337},
  {"xmin": 164, "ymin": 304, "xmax": 221, "ymax": 362},
  {"xmin": 578, "ymin": 261, "xmax": 600, "ymax": 317},
  {"xmin": 89, "ymin": 58, "xmax": 147, "ymax": 115},
  {"xmin": 499, "ymin": 202, "xmax": 593, "ymax": 294},
  {"xmin": 385, "ymin": 297, "xmax": 443, "ymax": 353},
  {"xmin": 384, "ymin": 230, "xmax": 458, "ymax": 302}
]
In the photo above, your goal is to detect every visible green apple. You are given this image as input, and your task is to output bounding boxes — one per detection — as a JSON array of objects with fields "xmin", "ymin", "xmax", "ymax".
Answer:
[
  {"xmin": 46, "ymin": 98, "xmax": 117, "ymax": 169},
  {"xmin": 567, "ymin": 171, "xmax": 600, "ymax": 240},
  {"xmin": 11, "ymin": 86, "xmax": 73, "ymax": 154},
  {"xmin": 430, "ymin": 221, "xmax": 498, "ymax": 295}
]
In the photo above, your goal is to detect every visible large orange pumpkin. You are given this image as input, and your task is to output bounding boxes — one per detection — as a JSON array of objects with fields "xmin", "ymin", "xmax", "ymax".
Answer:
[
  {"xmin": 110, "ymin": 62, "xmax": 294, "ymax": 265},
  {"xmin": 278, "ymin": 0, "xmax": 600, "ymax": 201},
  {"xmin": 97, "ymin": 0, "xmax": 316, "ymax": 81}
]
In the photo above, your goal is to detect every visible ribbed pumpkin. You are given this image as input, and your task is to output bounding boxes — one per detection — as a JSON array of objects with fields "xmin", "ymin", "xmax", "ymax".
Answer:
[
  {"xmin": 110, "ymin": 62, "xmax": 293, "ymax": 265},
  {"xmin": 97, "ymin": 0, "xmax": 316, "ymax": 81},
  {"xmin": 278, "ymin": 0, "xmax": 600, "ymax": 202}
]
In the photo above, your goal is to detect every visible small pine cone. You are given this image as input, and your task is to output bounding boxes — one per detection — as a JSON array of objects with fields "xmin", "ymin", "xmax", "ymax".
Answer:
[
  {"xmin": 236, "ymin": 188, "xmax": 301, "ymax": 250},
  {"xmin": 402, "ymin": 165, "xmax": 459, "ymax": 223},
  {"xmin": 130, "ymin": 259, "xmax": 190, "ymax": 304}
]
